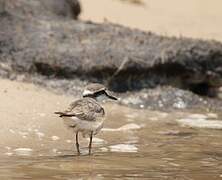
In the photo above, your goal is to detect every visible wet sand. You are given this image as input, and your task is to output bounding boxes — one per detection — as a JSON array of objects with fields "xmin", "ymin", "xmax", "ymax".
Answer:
[
  {"xmin": 0, "ymin": 78, "xmax": 156, "ymax": 155},
  {"xmin": 80, "ymin": 0, "xmax": 222, "ymax": 41},
  {"xmin": 0, "ymin": 79, "xmax": 72, "ymax": 151},
  {"xmin": 1, "ymin": 79, "xmax": 222, "ymax": 179},
  {"xmin": 1, "ymin": 1, "xmax": 222, "ymax": 177}
]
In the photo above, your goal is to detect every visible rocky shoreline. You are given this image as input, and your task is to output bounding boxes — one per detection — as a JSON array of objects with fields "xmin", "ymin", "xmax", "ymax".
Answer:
[{"xmin": 0, "ymin": 0, "xmax": 222, "ymax": 111}]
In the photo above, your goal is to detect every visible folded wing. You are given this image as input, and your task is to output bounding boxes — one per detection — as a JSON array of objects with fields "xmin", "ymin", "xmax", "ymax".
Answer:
[{"xmin": 55, "ymin": 98, "xmax": 104, "ymax": 121}]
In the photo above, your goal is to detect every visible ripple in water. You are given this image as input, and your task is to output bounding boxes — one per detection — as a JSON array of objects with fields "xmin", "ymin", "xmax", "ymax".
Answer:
[
  {"xmin": 109, "ymin": 144, "xmax": 138, "ymax": 152},
  {"xmin": 13, "ymin": 148, "xmax": 33, "ymax": 156}
]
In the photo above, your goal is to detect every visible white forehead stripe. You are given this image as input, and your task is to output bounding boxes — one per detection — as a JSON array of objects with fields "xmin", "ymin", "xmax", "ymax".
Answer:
[{"xmin": 83, "ymin": 89, "xmax": 94, "ymax": 96}]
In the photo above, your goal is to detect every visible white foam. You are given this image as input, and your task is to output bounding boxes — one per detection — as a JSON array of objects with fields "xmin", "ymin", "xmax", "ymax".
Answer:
[
  {"xmin": 66, "ymin": 139, "xmax": 72, "ymax": 143},
  {"xmin": 51, "ymin": 136, "xmax": 60, "ymax": 141},
  {"xmin": 39, "ymin": 113, "xmax": 46, "ymax": 117},
  {"xmin": 118, "ymin": 123, "xmax": 141, "ymax": 131},
  {"xmin": 178, "ymin": 118, "xmax": 222, "ymax": 129},
  {"xmin": 125, "ymin": 139, "xmax": 138, "ymax": 144},
  {"xmin": 158, "ymin": 112, "xmax": 168, "ymax": 118},
  {"xmin": 100, "ymin": 147, "xmax": 108, "ymax": 152},
  {"xmin": 18, "ymin": 131, "xmax": 28, "ymax": 136},
  {"xmin": 34, "ymin": 129, "xmax": 39, "ymax": 133},
  {"xmin": 36, "ymin": 132, "xmax": 45, "ymax": 139},
  {"xmin": 148, "ymin": 117, "xmax": 159, "ymax": 121},
  {"xmin": 14, "ymin": 148, "xmax": 33, "ymax": 156},
  {"xmin": 207, "ymin": 113, "xmax": 218, "ymax": 119},
  {"xmin": 109, "ymin": 144, "xmax": 138, "ymax": 153},
  {"xmin": 102, "ymin": 128, "xmax": 119, "ymax": 132},
  {"xmin": 5, "ymin": 146, "xmax": 11, "ymax": 150},
  {"xmin": 52, "ymin": 148, "xmax": 58, "ymax": 153},
  {"xmin": 9, "ymin": 129, "xmax": 15, "ymax": 134},
  {"xmin": 86, "ymin": 137, "xmax": 106, "ymax": 144},
  {"xmin": 169, "ymin": 162, "xmax": 180, "ymax": 167},
  {"xmin": 187, "ymin": 114, "xmax": 208, "ymax": 119},
  {"xmin": 140, "ymin": 104, "xmax": 144, "ymax": 108},
  {"xmin": 125, "ymin": 113, "xmax": 139, "ymax": 119},
  {"xmin": 102, "ymin": 123, "xmax": 141, "ymax": 132},
  {"xmin": 5, "ymin": 152, "xmax": 13, "ymax": 156}
]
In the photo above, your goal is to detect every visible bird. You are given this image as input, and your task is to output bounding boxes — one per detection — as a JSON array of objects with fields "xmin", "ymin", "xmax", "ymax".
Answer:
[{"xmin": 54, "ymin": 83, "xmax": 117, "ymax": 155}]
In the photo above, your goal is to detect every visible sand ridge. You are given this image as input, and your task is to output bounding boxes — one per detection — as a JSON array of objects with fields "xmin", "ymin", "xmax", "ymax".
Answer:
[{"xmin": 80, "ymin": 0, "xmax": 222, "ymax": 41}]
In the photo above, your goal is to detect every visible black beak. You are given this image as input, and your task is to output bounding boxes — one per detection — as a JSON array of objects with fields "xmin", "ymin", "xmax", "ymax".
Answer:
[{"xmin": 105, "ymin": 90, "xmax": 118, "ymax": 100}]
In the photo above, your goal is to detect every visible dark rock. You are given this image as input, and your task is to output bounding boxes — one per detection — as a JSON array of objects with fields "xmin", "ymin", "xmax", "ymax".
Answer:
[
  {"xmin": 119, "ymin": 86, "xmax": 222, "ymax": 111},
  {"xmin": 0, "ymin": 12, "xmax": 222, "ymax": 96},
  {"xmin": 15, "ymin": 75, "xmax": 222, "ymax": 112},
  {"xmin": 0, "ymin": 0, "xmax": 222, "ymax": 111},
  {"xmin": 0, "ymin": 0, "xmax": 81, "ymax": 19}
]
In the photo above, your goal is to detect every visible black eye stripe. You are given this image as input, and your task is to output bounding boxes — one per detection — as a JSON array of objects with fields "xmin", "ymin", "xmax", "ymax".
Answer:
[{"xmin": 94, "ymin": 90, "xmax": 106, "ymax": 96}]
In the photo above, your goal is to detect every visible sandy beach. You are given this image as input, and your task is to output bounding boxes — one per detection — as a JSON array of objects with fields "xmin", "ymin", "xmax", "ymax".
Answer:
[
  {"xmin": 1, "ymin": 1, "xmax": 222, "ymax": 178},
  {"xmin": 80, "ymin": 0, "xmax": 222, "ymax": 41},
  {"xmin": 1, "ymin": 79, "xmax": 222, "ymax": 179},
  {"xmin": 0, "ymin": 78, "xmax": 148, "ymax": 155},
  {"xmin": 0, "ymin": 79, "xmax": 73, "ymax": 151}
]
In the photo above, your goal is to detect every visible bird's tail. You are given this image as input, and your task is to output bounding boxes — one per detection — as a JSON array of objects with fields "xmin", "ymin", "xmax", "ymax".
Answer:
[
  {"xmin": 54, "ymin": 111, "xmax": 64, "ymax": 117},
  {"xmin": 54, "ymin": 111, "xmax": 75, "ymax": 117}
]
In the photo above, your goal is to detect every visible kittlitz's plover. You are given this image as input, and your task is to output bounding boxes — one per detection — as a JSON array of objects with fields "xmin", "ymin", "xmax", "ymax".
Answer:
[{"xmin": 55, "ymin": 83, "xmax": 117, "ymax": 155}]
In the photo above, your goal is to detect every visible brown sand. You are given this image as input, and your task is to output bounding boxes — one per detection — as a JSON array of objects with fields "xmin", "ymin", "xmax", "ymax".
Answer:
[
  {"xmin": 0, "ymin": 79, "xmax": 74, "ymax": 152},
  {"xmin": 1, "ymin": 79, "xmax": 222, "ymax": 179},
  {"xmin": 80, "ymin": 0, "xmax": 222, "ymax": 41},
  {"xmin": 0, "ymin": 78, "xmax": 147, "ymax": 156}
]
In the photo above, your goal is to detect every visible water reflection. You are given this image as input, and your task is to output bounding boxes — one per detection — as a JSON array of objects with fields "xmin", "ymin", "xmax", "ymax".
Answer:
[{"xmin": 1, "ymin": 104, "xmax": 222, "ymax": 179}]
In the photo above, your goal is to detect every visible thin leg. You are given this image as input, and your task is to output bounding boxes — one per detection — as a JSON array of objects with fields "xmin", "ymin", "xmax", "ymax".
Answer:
[
  {"xmin": 75, "ymin": 131, "xmax": 80, "ymax": 155},
  {"xmin": 88, "ymin": 131, "xmax": 93, "ymax": 155}
]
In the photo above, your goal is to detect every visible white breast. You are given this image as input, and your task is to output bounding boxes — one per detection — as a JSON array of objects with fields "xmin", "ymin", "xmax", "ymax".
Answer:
[{"xmin": 63, "ymin": 116, "xmax": 105, "ymax": 136}]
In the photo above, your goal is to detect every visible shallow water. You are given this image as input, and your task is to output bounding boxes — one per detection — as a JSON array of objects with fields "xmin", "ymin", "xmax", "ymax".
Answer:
[{"xmin": 1, "ymin": 103, "xmax": 222, "ymax": 179}]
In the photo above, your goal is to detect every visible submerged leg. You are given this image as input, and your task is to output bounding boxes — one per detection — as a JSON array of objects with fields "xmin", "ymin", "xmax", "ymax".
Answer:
[
  {"xmin": 88, "ymin": 131, "xmax": 93, "ymax": 155},
  {"xmin": 75, "ymin": 131, "xmax": 80, "ymax": 155}
]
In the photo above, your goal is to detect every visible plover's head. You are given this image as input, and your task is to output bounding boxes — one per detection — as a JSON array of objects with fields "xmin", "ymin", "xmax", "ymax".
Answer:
[{"xmin": 82, "ymin": 83, "xmax": 118, "ymax": 101}]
